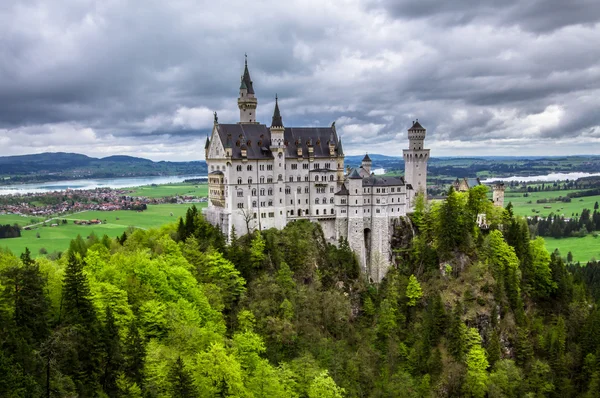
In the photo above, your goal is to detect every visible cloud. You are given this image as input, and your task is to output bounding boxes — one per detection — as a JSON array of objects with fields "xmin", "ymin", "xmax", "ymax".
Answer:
[{"xmin": 0, "ymin": 0, "xmax": 599, "ymax": 160}]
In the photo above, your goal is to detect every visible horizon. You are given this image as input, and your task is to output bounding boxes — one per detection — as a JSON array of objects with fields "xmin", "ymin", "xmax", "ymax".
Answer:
[{"xmin": 0, "ymin": 1, "xmax": 599, "ymax": 161}]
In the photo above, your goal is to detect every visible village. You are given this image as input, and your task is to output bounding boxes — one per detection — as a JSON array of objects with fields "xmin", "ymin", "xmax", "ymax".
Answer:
[{"xmin": 0, "ymin": 186, "xmax": 207, "ymax": 221}]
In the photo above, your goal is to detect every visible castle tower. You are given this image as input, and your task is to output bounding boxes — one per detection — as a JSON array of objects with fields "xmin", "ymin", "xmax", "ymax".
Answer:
[
  {"xmin": 361, "ymin": 154, "xmax": 372, "ymax": 174},
  {"xmin": 270, "ymin": 96, "xmax": 287, "ymax": 229},
  {"xmin": 403, "ymin": 120, "xmax": 430, "ymax": 205},
  {"xmin": 238, "ymin": 56, "xmax": 258, "ymax": 123},
  {"xmin": 492, "ymin": 183, "xmax": 505, "ymax": 207},
  {"xmin": 346, "ymin": 169, "xmax": 366, "ymax": 273}
]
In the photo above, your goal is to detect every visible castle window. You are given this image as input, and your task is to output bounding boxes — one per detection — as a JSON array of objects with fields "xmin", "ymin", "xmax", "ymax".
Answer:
[
  {"xmin": 290, "ymin": 209, "xmax": 294, "ymax": 215},
  {"xmin": 330, "ymin": 187, "xmax": 334, "ymax": 193},
  {"xmin": 289, "ymin": 176, "xmax": 293, "ymax": 182},
  {"xmin": 267, "ymin": 165, "xmax": 273, "ymax": 171},
  {"xmin": 236, "ymin": 165, "xmax": 241, "ymax": 171},
  {"xmin": 325, "ymin": 162, "xmax": 331, "ymax": 169},
  {"xmin": 260, "ymin": 177, "xmax": 265, "ymax": 183},
  {"xmin": 252, "ymin": 188, "xmax": 256, "ymax": 196},
  {"xmin": 291, "ymin": 164, "xmax": 297, "ymax": 170},
  {"xmin": 330, "ymin": 198, "xmax": 334, "ymax": 203},
  {"xmin": 237, "ymin": 191, "xmax": 243, "ymax": 197},
  {"xmin": 269, "ymin": 212, "xmax": 274, "ymax": 217},
  {"xmin": 237, "ymin": 203, "xmax": 244, "ymax": 209},
  {"xmin": 254, "ymin": 213, "xmax": 257, "ymax": 218},
  {"xmin": 248, "ymin": 177, "xmax": 253, "ymax": 184},
  {"xmin": 268, "ymin": 188, "xmax": 273, "ymax": 195},
  {"xmin": 260, "ymin": 165, "xmax": 265, "ymax": 171},
  {"xmin": 377, "ymin": 199, "xmax": 380, "ymax": 204},
  {"xmin": 290, "ymin": 200, "xmax": 293, "ymax": 205},
  {"xmin": 329, "ymin": 175, "xmax": 334, "ymax": 181},
  {"xmin": 376, "ymin": 209, "xmax": 380, "ymax": 213},
  {"xmin": 315, "ymin": 198, "xmax": 320, "ymax": 204},
  {"xmin": 303, "ymin": 164, "xmax": 309, "ymax": 170},
  {"xmin": 316, "ymin": 209, "xmax": 319, "ymax": 215},
  {"xmin": 331, "ymin": 209, "xmax": 335, "ymax": 214},
  {"xmin": 237, "ymin": 178, "xmax": 242, "ymax": 184},
  {"xmin": 253, "ymin": 201, "xmax": 257, "ymax": 207},
  {"xmin": 341, "ymin": 199, "xmax": 347, "ymax": 204},
  {"xmin": 247, "ymin": 165, "xmax": 252, "ymax": 171},
  {"xmin": 391, "ymin": 188, "xmax": 395, "ymax": 192},
  {"xmin": 297, "ymin": 187, "xmax": 301, "ymax": 193},
  {"xmin": 211, "ymin": 166, "xmax": 214, "ymax": 171},
  {"xmin": 305, "ymin": 187, "xmax": 309, "ymax": 193},
  {"xmin": 260, "ymin": 189, "xmax": 265, "ymax": 195},
  {"xmin": 285, "ymin": 188, "xmax": 291, "ymax": 194},
  {"xmin": 278, "ymin": 174, "xmax": 282, "ymax": 181},
  {"xmin": 297, "ymin": 176, "xmax": 301, "ymax": 182},
  {"xmin": 268, "ymin": 200, "xmax": 273, "ymax": 206},
  {"xmin": 315, "ymin": 176, "xmax": 319, "ymax": 182},
  {"xmin": 305, "ymin": 175, "xmax": 309, "ymax": 181}
]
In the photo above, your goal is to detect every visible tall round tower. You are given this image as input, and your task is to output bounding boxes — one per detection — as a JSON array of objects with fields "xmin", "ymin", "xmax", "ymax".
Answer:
[{"xmin": 403, "ymin": 120, "xmax": 430, "ymax": 205}]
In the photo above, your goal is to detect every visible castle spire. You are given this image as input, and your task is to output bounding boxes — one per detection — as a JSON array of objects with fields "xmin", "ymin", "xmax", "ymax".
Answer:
[
  {"xmin": 271, "ymin": 94, "xmax": 283, "ymax": 127},
  {"xmin": 242, "ymin": 54, "xmax": 254, "ymax": 94},
  {"xmin": 238, "ymin": 54, "xmax": 258, "ymax": 123}
]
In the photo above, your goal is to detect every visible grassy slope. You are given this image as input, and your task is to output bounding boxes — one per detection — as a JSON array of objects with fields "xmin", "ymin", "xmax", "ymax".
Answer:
[
  {"xmin": 504, "ymin": 189, "xmax": 600, "ymax": 218},
  {"xmin": 544, "ymin": 235, "xmax": 600, "ymax": 264},
  {"xmin": 126, "ymin": 183, "xmax": 208, "ymax": 198},
  {"xmin": 0, "ymin": 203, "xmax": 206, "ymax": 256}
]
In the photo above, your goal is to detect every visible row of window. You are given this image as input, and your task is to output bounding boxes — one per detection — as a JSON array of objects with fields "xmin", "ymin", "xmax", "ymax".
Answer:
[
  {"xmin": 225, "ymin": 161, "xmax": 339, "ymax": 173},
  {"xmin": 363, "ymin": 187, "xmax": 398, "ymax": 193}
]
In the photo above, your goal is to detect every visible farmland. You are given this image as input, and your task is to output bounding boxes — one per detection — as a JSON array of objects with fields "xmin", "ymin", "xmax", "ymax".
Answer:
[
  {"xmin": 502, "ymin": 189, "xmax": 600, "ymax": 218},
  {"xmin": 125, "ymin": 183, "xmax": 208, "ymax": 198},
  {"xmin": 544, "ymin": 235, "xmax": 600, "ymax": 264},
  {"xmin": 0, "ymin": 203, "xmax": 206, "ymax": 256}
]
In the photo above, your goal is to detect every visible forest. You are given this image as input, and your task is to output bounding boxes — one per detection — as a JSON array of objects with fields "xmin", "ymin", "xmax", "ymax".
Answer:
[
  {"xmin": 1, "ymin": 186, "xmax": 600, "ymax": 397},
  {"xmin": 0, "ymin": 224, "xmax": 21, "ymax": 239}
]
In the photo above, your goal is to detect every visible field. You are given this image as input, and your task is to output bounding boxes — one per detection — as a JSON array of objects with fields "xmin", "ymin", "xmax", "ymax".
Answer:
[
  {"xmin": 502, "ymin": 189, "xmax": 600, "ymax": 218},
  {"xmin": 544, "ymin": 235, "xmax": 600, "ymax": 264},
  {"xmin": 0, "ymin": 203, "xmax": 206, "ymax": 257},
  {"xmin": 126, "ymin": 183, "xmax": 207, "ymax": 198},
  {"xmin": 0, "ymin": 214, "xmax": 44, "ymax": 227}
]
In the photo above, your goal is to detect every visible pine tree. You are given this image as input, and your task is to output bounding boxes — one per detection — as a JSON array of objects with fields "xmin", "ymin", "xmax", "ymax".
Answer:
[
  {"xmin": 123, "ymin": 320, "xmax": 146, "ymax": 389},
  {"xmin": 168, "ymin": 356, "xmax": 197, "ymax": 398},
  {"xmin": 62, "ymin": 252, "xmax": 96, "ymax": 326},
  {"xmin": 448, "ymin": 302, "xmax": 466, "ymax": 361},
  {"xmin": 101, "ymin": 306, "xmax": 122, "ymax": 397}
]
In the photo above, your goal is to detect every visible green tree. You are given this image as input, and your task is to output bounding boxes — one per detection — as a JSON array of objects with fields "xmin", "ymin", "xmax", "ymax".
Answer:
[
  {"xmin": 123, "ymin": 320, "xmax": 146, "ymax": 390},
  {"xmin": 101, "ymin": 306, "xmax": 122, "ymax": 397},
  {"xmin": 406, "ymin": 274, "xmax": 423, "ymax": 307},
  {"xmin": 464, "ymin": 328, "xmax": 489, "ymax": 398},
  {"xmin": 308, "ymin": 370, "xmax": 345, "ymax": 398},
  {"xmin": 250, "ymin": 232, "xmax": 267, "ymax": 269},
  {"xmin": 168, "ymin": 357, "xmax": 197, "ymax": 398}
]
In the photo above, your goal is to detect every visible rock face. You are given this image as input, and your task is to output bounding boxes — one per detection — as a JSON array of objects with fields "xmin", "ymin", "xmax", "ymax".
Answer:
[{"xmin": 390, "ymin": 216, "xmax": 415, "ymax": 265}]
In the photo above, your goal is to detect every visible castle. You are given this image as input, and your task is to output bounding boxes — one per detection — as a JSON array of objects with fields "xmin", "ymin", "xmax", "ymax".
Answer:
[{"xmin": 204, "ymin": 58, "xmax": 430, "ymax": 282}]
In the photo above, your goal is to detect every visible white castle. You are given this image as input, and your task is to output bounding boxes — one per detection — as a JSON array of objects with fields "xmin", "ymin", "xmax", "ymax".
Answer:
[{"xmin": 204, "ymin": 58, "xmax": 430, "ymax": 282}]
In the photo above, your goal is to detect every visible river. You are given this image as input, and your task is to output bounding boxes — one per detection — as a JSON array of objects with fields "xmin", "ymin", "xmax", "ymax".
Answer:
[{"xmin": 0, "ymin": 175, "xmax": 207, "ymax": 196}]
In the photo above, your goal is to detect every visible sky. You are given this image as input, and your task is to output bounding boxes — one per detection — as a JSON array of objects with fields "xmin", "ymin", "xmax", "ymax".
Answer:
[{"xmin": 1, "ymin": 0, "xmax": 599, "ymax": 161}]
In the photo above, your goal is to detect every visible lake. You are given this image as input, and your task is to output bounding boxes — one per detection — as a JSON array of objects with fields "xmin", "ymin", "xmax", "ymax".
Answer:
[
  {"xmin": 0, "ymin": 175, "xmax": 207, "ymax": 196},
  {"xmin": 482, "ymin": 172, "xmax": 600, "ymax": 183}
]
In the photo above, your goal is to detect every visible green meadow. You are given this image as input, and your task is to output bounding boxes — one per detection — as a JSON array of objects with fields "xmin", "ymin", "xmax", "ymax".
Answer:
[
  {"xmin": 0, "ymin": 214, "xmax": 44, "ymax": 227},
  {"xmin": 0, "ymin": 203, "xmax": 206, "ymax": 257},
  {"xmin": 503, "ymin": 189, "xmax": 600, "ymax": 218},
  {"xmin": 544, "ymin": 235, "xmax": 600, "ymax": 264},
  {"xmin": 126, "ymin": 183, "xmax": 208, "ymax": 198}
]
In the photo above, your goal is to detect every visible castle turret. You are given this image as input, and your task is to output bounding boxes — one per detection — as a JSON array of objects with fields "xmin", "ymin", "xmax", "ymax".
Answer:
[
  {"xmin": 362, "ymin": 153, "xmax": 372, "ymax": 175},
  {"xmin": 238, "ymin": 55, "xmax": 258, "ymax": 123},
  {"xmin": 403, "ymin": 120, "xmax": 430, "ymax": 205},
  {"xmin": 346, "ymin": 168, "xmax": 366, "ymax": 273},
  {"xmin": 270, "ymin": 95, "xmax": 287, "ymax": 229}
]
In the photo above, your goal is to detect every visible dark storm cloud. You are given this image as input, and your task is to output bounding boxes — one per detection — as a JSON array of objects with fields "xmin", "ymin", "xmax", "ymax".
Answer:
[
  {"xmin": 0, "ymin": 0, "xmax": 599, "ymax": 160},
  {"xmin": 373, "ymin": 0, "xmax": 600, "ymax": 33}
]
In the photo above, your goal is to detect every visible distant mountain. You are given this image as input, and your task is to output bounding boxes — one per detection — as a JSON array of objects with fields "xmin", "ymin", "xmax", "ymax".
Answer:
[{"xmin": 0, "ymin": 152, "xmax": 207, "ymax": 185}]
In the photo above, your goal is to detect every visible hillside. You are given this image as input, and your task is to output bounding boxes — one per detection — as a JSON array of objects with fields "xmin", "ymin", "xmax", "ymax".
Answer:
[
  {"xmin": 0, "ymin": 152, "xmax": 207, "ymax": 184},
  {"xmin": 2, "ymin": 193, "xmax": 600, "ymax": 396}
]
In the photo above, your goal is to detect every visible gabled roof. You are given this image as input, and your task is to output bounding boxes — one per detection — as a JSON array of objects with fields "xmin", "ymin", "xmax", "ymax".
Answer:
[
  {"xmin": 335, "ymin": 183, "xmax": 349, "ymax": 196},
  {"xmin": 362, "ymin": 175, "xmax": 405, "ymax": 187},
  {"xmin": 213, "ymin": 124, "xmax": 341, "ymax": 160}
]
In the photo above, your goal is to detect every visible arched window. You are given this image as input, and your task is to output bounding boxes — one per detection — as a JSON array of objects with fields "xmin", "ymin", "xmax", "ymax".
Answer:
[
  {"xmin": 247, "ymin": 165, "xmax": 252, "ymax": 171},
  {"xmin": 248, "ymin": 177, "xmax": 253, "ymax": 184},
  {"xmin": 278, "ymin": 174, "xmax": 282, "ymax": 181},
  {"xmin": 329, "ymin": 175, "xmax": 334, "ymax": 181},
  {"xmin": 315, "ymin": 198, "xmax": 320, "ymax": 204},
  {"xmin": 316, "ymin": 209, "xmax": 319, "ymax": 215},
  {"xmin": 322, "ymin": 197, "xmax": 326, "ymax": 204},
  {"xmin": 252, "ymin": 188, "xmax": 256, "ymax": 196},
  {"xmin": 297, "ymin": 187, "xmax": 301, "ymax": 193},
  {"xmin": 330, "ymin": 198, "xmax": 334, "ymax": 203},
  {"xmin": 290, "ymin": 209, "xmax": 294, "ymax": 215},
  {"xmin": 331, "ymin": 209, "xmax": 335, "ymax": 214},
  {"xmin": 315, "ymin": 176, "xmax": 319, "ymax": 182},
  {"xmin": 237, "ymin": 177, "xmax": 242, "ymax": 184},
  {"xmin": 252, "ymin": 201, "xmax": 257, "ymax": 207}
]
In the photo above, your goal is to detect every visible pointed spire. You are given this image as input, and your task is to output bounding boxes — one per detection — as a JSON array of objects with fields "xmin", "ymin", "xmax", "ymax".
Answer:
[
  {"xmin": 337, "ymin": 138, "xmax": 344, "ymax": 156},
  {"xmin": 239, "ymin": 76, "xmax": 247, "ymax": 90},
  {"xmin": 362, "ymin": 153, "xmax": 371, "ymax": 162},
  {"xmin": 204, "ymin": 135, "xmax": 210, "ymax": 149},
  {"xmin": 271, "ymin": 94, "xmax": 283, "ymax": 127},
  {"xmin": 242, "ymin": 54, "xmax": 254, "ymax": 94}
]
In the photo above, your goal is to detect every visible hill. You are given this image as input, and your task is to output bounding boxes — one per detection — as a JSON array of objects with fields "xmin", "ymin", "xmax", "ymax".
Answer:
[{"xmin": 0, "ymin": 152, "xmax": 207, "ymax": 184}]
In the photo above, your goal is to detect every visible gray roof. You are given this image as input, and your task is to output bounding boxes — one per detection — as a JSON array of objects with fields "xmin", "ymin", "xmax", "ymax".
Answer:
[
  {"xmin": 362, "ymin": 175, "xmax": 405, "ymax": 187},
  {"xmin": 242, "ymin": 59, "xmax": 254, "ymax": 94},
  {"xmin": 362, "ymin": 153, "xmax": 371, "ymax": 162},
  {"xmin": 215, "ymin": 123, "xmax": 341, "ymax": 160},
  {"xmin": 348, "ymin": 168, "xmax": 362, "ymax": 179},
  {"xmin": 271, "ymin": 96, "xmax": 283, "ymax": 127},
  {"xmin": 335, "ymin": 183, "xmax": 349, "ymax": 196},
  {"xmin": 409, "ymin": 120, "xmax": 425, "ymax": 130}
]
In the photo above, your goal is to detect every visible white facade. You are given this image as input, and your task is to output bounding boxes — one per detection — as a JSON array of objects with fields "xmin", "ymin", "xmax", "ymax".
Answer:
[{"xmin": 204, "ymin": 59, "xmax": 430, "ymax": 282}]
